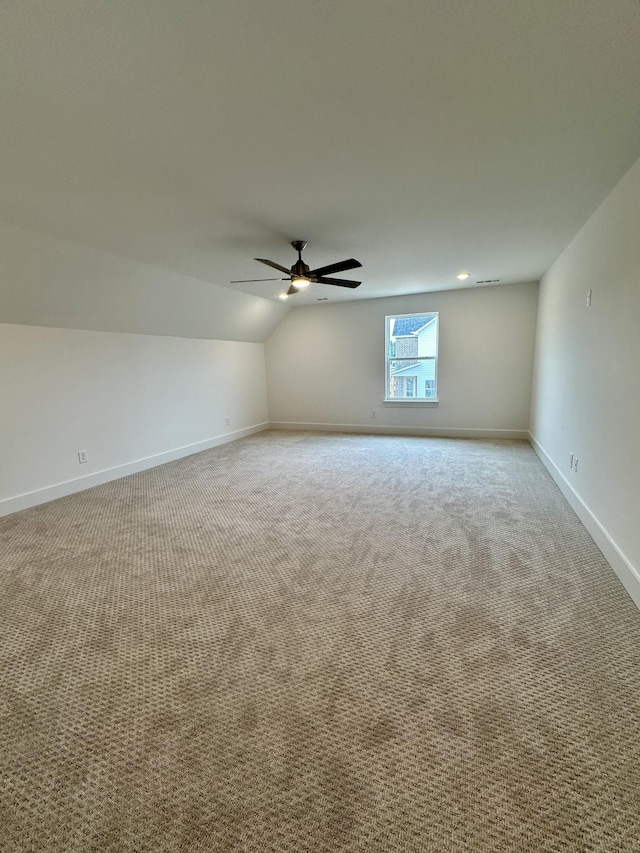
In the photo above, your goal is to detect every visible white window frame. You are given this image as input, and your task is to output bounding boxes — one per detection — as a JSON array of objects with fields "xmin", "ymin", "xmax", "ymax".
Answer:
[{"xmin": 384, "ymin": 312, "xmax": 439, "ymax": 404}]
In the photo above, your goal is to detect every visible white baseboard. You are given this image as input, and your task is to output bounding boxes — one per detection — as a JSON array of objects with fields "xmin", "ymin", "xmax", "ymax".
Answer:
[
  {"xmin": 528, "ymin": 432, "xmax": 640, "ymax": 612},
  {"xmin": 268, "ymin": 421, "xmax": 529, "ymax": 440},
  {"xmin": 0, "ymin": 423, "xmax": 269, "ymax": 518}
]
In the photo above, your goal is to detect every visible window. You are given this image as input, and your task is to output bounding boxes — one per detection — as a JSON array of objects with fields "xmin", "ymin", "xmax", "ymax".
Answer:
[{"xmin": 385, "ymin": 313, "xmax": 439, "ymax": 401}]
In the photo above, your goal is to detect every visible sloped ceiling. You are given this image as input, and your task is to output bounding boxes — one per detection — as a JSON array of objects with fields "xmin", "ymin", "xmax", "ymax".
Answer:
[
  {"xmin": 1, "ymin": 0, "xmax": 640, "ymax": 313},
  {"xmin": 0, "ymin": 220, "xmax": 288, "ymax": 342}
]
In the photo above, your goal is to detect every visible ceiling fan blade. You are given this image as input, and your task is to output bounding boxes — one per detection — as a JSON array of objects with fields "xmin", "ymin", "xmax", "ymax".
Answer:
[
  {"xmin": 230, "ymin": 277, "xmax": 285, "ymax": 283},
  {"xmin": 255, "ymin": 258, "xmax": 291, "ymax": 274},
  {"xmin": 314, "ymin": 277, "xmax": 361, "ymax": 288},
  {"xmin": 307, "ymin": 258, "xmax": 362, "ymax": 277}
]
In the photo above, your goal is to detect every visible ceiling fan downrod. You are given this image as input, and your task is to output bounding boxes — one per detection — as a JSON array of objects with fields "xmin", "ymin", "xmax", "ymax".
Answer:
[{"xmin": 290, "ymin": 240, "xmax": 310, "ymax": 282}]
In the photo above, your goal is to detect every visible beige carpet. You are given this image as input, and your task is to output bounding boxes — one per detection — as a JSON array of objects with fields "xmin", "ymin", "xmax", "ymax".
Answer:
[{"xmin": 1, "ymin": 431, "xmax": 639, "ymax": 852}]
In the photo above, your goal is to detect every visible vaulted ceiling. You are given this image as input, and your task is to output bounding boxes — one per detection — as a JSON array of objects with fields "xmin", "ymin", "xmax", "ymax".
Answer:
[{"xmin": 2, "ymin": 0, "xmax": 640, "ymax": 306}]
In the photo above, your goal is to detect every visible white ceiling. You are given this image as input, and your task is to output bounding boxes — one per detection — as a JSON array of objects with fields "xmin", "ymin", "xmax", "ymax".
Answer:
[{"xmin": 2, "ymin": 0, "xmax": 640, "ymax": 307}]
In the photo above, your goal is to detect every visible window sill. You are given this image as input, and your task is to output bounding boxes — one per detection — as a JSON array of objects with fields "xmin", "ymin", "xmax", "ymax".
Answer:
[{"xmin": 383, "ymin": 399, "xmax": 439, "ymax": 407}]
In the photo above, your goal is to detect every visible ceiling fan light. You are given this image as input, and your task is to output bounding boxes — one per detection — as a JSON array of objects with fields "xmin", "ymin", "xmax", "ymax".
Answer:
[{"xmin": 291, "ymin": 276, "xmax": 310, "ymax": 288}]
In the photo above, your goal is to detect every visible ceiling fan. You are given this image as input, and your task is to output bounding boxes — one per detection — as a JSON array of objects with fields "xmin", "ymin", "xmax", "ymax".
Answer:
[{"xmin": 231, "ymin": 240, "xmax": 362, "ymax": 298}]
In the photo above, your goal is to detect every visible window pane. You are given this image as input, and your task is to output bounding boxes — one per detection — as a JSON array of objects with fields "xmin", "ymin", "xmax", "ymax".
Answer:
[{"xmin": 387, "ymin": 359, "xmax": 436, "ymax": 399}]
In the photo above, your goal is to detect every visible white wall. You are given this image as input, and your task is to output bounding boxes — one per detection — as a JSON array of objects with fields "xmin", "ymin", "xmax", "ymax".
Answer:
[
  {"xmin": 0, "ymin": 324, "xmax": 268, "ymax": 515},
  {"xmin": 530, "ymin": 155, "xmax": 640, "ymax": 608},
  {"xmin": 266, "ymin": 282, "xmax": 538, "ymax": 438}
]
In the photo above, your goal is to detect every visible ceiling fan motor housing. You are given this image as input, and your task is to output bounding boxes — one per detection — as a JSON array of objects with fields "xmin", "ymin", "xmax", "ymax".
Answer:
[{"xmin": 292, "ymin": 260, "xmax": 310, "ymax": 277}]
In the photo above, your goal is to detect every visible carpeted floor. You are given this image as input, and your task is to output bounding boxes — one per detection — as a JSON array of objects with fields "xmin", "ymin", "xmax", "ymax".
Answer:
[{"xmin": 1, "ymin": 431, "xmax": 639, "ymax": 852}]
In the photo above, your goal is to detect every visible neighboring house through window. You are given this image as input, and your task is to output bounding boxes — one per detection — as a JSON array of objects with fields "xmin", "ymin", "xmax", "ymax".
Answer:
[{"xmin": 385, "ymin": 313, "xmax": 439, "ymax": 401}]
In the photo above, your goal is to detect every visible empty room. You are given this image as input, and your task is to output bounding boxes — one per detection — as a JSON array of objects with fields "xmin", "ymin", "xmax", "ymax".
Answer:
[{"xmin": 1, "ymin": 2, "xmax": 639, "ymax": 851}]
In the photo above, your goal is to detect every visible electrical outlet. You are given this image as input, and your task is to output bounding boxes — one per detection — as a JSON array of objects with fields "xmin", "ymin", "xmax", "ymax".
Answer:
[
  {"xmin": 569, "ymin": 452, "xmax": 574, "ymax": 469},
  {"xmin": 225, "ymin": 417, "xmax": 230, "ymax": 426},
  {"xmin": 78, "ymin": 450, "xmax": 88, "ymax": 464},
  {"xmin": 574, "ymin": 457, "xmax": 579, "ymax": 473},
  {"xmin": 586, "ymin": 289, "xmax": 592, "ymax": 307},
  {"xmin": 371, "ymin": 410, "xmax": 376, "ymax": 418}
]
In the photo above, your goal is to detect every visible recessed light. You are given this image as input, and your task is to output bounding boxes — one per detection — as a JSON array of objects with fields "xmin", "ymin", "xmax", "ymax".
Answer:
[
  {"xmin": 278, "ymin": 293, "xmax": 288, "ymax": 300},
  {"xmin": 457, "ymin": 272, "xmax": 470, "ymax": 281}
]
